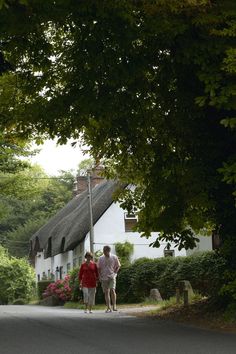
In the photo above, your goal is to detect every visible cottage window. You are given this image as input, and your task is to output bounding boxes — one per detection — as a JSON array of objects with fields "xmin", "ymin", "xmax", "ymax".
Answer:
[
  {"xmin": 60, "ymin": 238, "xmax": 65, "ymax": 253},
  {"xmin": 164, "ymin": 250, "xmax": 175, "ymax": 257},
  {"xmin": 73, "ymin": 258, "xmax": 77, "ymax": 268},
  {"xmin": 67, "ymin": 263, "xmax": 71, "ymax": 273},
  {"xmin": 124, "ymin": 213, "xmax": 138, "ymax": 232},
  {"xmin": 45, "ymin": 237, "xmax": 52, "ymax": 258},
  {"xmin": 59, "ymin": 266, "xmax": 63, "ymax": 280},
  {"xmin": 79, "ymin": 243, "xmax": 83, "ymax": 253}
]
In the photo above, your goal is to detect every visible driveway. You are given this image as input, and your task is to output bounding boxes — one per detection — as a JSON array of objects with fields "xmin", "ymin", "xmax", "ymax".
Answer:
[{"xmin": 0, "ymin": 305, "xmax": 236, "ymax": 354}]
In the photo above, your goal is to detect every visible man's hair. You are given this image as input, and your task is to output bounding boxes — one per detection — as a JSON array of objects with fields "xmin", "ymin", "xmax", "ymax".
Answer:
[
  {"xmin": 103, "ymin": 245, "xmax": 111, "ymax": 252},
  {"xmin": 85, "ymin": 251, "xmax": 93, "ymax": 259}
]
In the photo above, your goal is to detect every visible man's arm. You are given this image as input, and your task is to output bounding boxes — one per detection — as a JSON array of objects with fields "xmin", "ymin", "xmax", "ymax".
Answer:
[{"xmin": 114, "ymin": 256, "xmax": 121, "ymax": 274}]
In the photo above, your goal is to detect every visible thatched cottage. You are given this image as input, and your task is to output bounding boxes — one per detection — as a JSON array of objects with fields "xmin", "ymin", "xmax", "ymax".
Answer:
[{"xmin": 30, "ymin": 168, "xmax": 212, "ymax": 281}]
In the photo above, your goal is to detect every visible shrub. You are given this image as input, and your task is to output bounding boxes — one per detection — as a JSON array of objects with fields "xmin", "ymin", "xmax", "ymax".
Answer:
[
  {"xmin": 116, "ymin": 252, "xmax": 227, "ymax": 303},
  {"xmin": 12, "ymin": 298, "xmax": 26, "ymax": 305},
  {"xmin": 0, "ymin": 246, "xmax": 35, "ymax": 304},
  {"xmin": 69, "ymin": 267, "xmax": 81, "ymax": 302},
  {"xmin": 38, "ymin": 280, "xmax": 53, "ymax": 300},
  {"xmin": 43, "ymin": 275, "xmax": 72, "ymax": 302},
  {"xmin": 115, "ymin": 241, "xmax": 134, "ymax": 266}
]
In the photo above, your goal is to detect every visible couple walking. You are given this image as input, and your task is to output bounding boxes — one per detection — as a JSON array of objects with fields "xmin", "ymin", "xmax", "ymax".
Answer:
[{"xmin": 78, "ymin": 245, "xmax": 121, "ymax": 313}]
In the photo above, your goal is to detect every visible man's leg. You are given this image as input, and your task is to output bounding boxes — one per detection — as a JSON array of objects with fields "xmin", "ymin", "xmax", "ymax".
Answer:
[
  {"xmin": 104, "ymin": 289, "xmax": 112, "ymax": 311},
  {"xmin": 110, "ymin": 288, "xmax": 117, "ymax": 310}
]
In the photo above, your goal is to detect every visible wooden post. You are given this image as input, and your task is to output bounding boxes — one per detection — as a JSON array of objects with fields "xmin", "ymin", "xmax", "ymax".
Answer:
[
  {"xmin": 176, "ymin": 287, "xmax": 180, "ymax": 304},
  {"xmin": 87, "ymin": 171, "xmax": 94, "ymax": 254},
  {"xmin": 183, "ymin": 289, "xmax": 189, "ymax": 307}
]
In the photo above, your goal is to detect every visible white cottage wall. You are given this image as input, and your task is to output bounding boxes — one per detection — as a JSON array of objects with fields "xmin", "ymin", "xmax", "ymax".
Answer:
[
  {"xmin": 35, "ymin": 252, "xmax": 52, "ymax": 281},
  {"xmin": 186, "ymin": 235, "xmax": 212, "ymax": 256},
  {"xmin": 35, "ymin": 250, "xmax": 74, "ymax": 281},
  {"xmin": 84, "ymin": 202, "xmax": 187, "ymax": 259}
]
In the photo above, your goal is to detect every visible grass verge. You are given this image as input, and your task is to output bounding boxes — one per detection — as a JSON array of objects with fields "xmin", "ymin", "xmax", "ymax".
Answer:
[
  {"xmin": 64, "ymin": 300, "xmax": 161, "ymax": 310},
  {"xmin": 137, "ymin": 296, "xmax": 236, "ymax": 333}
]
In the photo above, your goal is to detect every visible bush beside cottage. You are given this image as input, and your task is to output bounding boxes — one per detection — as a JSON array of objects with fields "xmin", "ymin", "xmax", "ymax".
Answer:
[{"xmin": 0, "ymin": 246, "xmax": 36, "ymax": 304}]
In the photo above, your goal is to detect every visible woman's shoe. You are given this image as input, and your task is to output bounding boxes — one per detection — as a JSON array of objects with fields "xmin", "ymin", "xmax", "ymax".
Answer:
[{"xmin": 105, "ymin": 308, "xmax": 112, "ymax": 313}]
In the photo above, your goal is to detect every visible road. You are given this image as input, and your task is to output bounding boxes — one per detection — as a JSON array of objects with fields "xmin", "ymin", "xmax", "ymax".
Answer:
[{"xmin": 0, "ymin": 305, "xmax": 236, "ymax": 354}]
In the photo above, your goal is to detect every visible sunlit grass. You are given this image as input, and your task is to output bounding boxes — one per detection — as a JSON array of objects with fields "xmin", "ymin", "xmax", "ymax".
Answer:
[{"xmin": 64, "ymin": 301, "xmax": 161, "ymax": 310}]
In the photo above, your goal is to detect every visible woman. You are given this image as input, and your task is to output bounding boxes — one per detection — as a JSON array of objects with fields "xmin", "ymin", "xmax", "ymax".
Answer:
[{"xmin": 79, "ymin": 252, "xmax": 99, "ymax": 313}]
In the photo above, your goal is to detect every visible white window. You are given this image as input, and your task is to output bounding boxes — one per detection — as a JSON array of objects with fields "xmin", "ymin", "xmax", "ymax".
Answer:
[
  {"xmin": 73, "ymin": 258, "xmax": 77, "ymax": 268},
  {"xmin": 164, "ymin": 250, "xmax": 175, "ymax": 257},
  {"xmin": 124, "ymin": 213, "xmax": 138, "ymax": 232},
  {"xmin": 67, "ymin": 263, "xmax": 71, "ymax": 273}
]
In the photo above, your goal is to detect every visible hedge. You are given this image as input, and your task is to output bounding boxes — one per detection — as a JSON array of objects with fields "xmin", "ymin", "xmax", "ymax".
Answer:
[
  {"xmin": 68, "ymin": 252, "xmax": 226, "ymax": 304},
  {"xmin": 115, "ymin": 252, "xmax": 226, "ymax": 303}
]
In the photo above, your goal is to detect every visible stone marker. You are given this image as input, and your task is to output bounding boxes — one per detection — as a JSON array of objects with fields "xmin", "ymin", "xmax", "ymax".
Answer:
[
  {"xmin": 178, "ymin": 280, "xmax": 194, "ymax": 298},
  {"xmin": 176, "ymin": 287, "xmax": 180, "ymax": 304},
  {"xmin": 149, "ymin": 289, "xmax": 163, "ymax": 302}
]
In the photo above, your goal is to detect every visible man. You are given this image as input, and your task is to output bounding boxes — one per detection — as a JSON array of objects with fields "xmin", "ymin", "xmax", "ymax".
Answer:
[{"xmin": 97, "ymin": 245, "xmax": 121, "ymax": 312}]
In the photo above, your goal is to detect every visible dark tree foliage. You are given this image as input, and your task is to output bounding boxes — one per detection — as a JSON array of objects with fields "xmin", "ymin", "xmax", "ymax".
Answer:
[{"xmin": 0, "ymin": 1, "xmax": 236, "ymax": 265}]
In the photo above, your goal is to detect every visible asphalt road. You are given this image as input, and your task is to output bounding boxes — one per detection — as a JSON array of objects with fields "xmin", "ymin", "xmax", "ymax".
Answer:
[{"xmin": 0, "ymin": 305, "xmax": 236, "ymax": 354}]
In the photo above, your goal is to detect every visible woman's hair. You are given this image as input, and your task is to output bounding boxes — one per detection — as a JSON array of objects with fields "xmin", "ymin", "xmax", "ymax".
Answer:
[{"xmin": 85, "ymin": 251, "xmax": 93, "ymax": 259}]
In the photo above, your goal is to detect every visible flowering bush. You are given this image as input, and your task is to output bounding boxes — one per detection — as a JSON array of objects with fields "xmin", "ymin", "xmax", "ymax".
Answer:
[{"xmin": 43, "ymin": 275, "xmax": 72, "ymax": 302}]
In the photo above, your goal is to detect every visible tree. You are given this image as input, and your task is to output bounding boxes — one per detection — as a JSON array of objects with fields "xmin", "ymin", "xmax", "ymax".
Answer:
[
  {"xmin": 77, "ymin": 158, "xmax": 95, "ymax": 176},
  {"xmin": 0, "ymin": 165, "xmax": 74, "ymax": 257},
  {"xmin": 0, "ymin": 132, "xmax": 32, "ymax": 174},
  {"xmin": 0, "ymin": 1, "xmax": 236, "ymax": 266},
  {"xmin": 115, "ymin": 241, "xmax": 134, "ymax": 266}
]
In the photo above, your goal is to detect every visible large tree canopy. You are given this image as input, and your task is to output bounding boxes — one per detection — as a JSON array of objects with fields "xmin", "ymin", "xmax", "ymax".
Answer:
[{"xmin": 0, "ymin": 1, "xmax": 236, "ymax": 260}]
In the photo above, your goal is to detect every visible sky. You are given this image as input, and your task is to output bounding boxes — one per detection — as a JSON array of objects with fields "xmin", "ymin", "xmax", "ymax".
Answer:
[{"xmin": 30, "ymin": 139, "xmax": 90, "ymax": 175}]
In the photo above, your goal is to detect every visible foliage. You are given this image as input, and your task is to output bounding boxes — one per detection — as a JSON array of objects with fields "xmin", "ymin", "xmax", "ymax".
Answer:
[
  {"xmin": 68, "ymin": 267, "xmax": 80, "ymax": 302},
  {"xmin": 77, "ymin": 158, "xmax": 95, "ymax": 176},
  {"xmin": 37, "ymin": 280, "xmax": 53, "ymax": 300},
  {"xmin": 12, "ymin": 298, "xmax": 27, "ymax": 305},
  {"xmin": 0, "ymin": 165, "xmax": 73, "ymax": 257},
  {"xmin": 0, "ymin": 245, "xmax": 35, "ymax": 304},
  {"xmin": 116, "ymin": 252, "xmax": 226, "ymax": 303},
  {"xmin": 115, "ymin": 241, "xmax": 134, "ymax": 266},
  {"xmin": 0, "ymin": 1, "xmax": 236, "ymax": 271},
  {"xmin": 223, "ymin": 302, "xmax": 236, "ymax": 323},
  {"xmin": 0, "ymin": 132, "xmax": 32, "ymax": 174},
  {"xmin": 43, "ymin": 275, "xmax": 72, "ymax": 302},
  {"xmin": 93, "ymin": 250, "xmax": 103, "ymax": 262}
]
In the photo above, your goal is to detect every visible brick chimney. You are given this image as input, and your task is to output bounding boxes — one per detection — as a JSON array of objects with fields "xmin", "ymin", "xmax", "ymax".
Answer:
[{"xmin": 73, "ymin": 164, "xmax": 105, "ymax": 196}]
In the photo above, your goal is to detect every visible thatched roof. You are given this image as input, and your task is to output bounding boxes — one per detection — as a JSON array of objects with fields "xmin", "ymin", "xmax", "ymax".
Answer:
[{"xmin": 30, "ymin": 180, "xmax": 121, "ymax": 258}]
